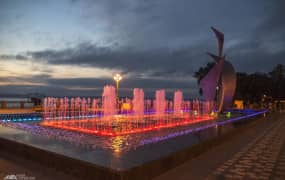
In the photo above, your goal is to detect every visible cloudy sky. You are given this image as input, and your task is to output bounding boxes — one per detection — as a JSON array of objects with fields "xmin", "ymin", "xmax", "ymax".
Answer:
[{"xmin": 0, "ymin": 0, "xmax": 284, "ymax": 97}]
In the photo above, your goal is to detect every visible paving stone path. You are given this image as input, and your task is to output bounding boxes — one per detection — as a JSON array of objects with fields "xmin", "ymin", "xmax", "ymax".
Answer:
[{"xmin": 208, "ymin": 116, "xmax": 285, "ymax": 180}]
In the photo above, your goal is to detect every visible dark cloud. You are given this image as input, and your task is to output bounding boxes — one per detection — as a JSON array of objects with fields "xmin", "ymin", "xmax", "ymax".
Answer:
[
  {"xmin": 254, "ymin": 0, "xmax": 285, "ymax": 36},
  {"xmin": 25, "ymin": 42, "xmax": 209, "ymax": 78},
  {"xmin": 73, "ymin": 0, "xmax": 274, "ymax": 49},
  {"xmin": 224, "ymin": 0, "xmax": 285, "ymax": 73},
  {"xmin": 0, "ymin": 54, "xmax": 28, "ymax": 60},
  {"xmin": 0, "ymin": 0, "xmax": 285, "ymax": 96}
]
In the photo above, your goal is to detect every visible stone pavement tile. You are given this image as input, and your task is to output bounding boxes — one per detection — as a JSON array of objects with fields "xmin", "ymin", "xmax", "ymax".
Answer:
[
  {"xmin": 258, "ymin": 176, "xmax": 269, "ymax": 180},
  {"xmin": 260, "ymin": 172, "xmax": 271, "ymax": 177},
  {"xmin": 231, "ymin": 174, "xmax": 243, "ymax": 179},
  {"xmin": 216, "ymin": 168, "xmax": 225, "ymax": 173},
  {"xmin": 272, "ymin": 177, "xmax": 284, "ymax": 180},
  {"xmin": 235, "ymin": 172, "xmax": 245, "ymax": 177},
  {"xmin": 247, "ymin": 175, "xmax": 259, "ymax": 180},
  {"xmin": 274, "ymin": 171, "xmax": 285, "ymax": 176},
  {"xmin": 213, "ymin": 171, "xmax": 221, "ymax": 175},
  {"xmin": 224, "ymin": 174, "xmax": 233, "ymax": 179}
]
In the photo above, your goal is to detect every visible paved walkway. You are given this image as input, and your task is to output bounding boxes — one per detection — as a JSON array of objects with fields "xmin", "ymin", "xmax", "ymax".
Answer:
[
  {"xmin": 155, "ymin": 113, "xmax": 285, "ymax": 180},
  {"xmin": 0, "ymin": 150, "xmax": 79, "ymax": 180},
  {"xmin": 207, "ymin": 114, "xmax": 285, "ymax": 180}
]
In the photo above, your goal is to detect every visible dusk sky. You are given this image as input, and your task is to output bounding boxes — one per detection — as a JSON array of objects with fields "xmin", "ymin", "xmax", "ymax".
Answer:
[{"xmin": 0, "ymin": 0, "xmax": 284, "ymax": 97}]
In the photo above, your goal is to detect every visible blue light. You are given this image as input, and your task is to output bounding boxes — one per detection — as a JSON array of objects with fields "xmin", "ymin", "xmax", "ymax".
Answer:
[{"xmin": 139, "ymin": 109, "xmax": 268, "ymax": 146}]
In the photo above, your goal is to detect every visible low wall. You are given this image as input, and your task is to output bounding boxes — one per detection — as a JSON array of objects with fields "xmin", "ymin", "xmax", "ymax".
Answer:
[{"xmin": 0, "ymin": 108, "xmax": 35, "ymax": 114}]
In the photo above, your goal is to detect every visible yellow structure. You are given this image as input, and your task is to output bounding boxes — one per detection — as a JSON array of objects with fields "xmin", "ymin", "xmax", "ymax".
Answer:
[
  {"xmin": 113, "ymin": 74, "xmax": 122, "ymax": 98},
  {"xmin": 234, "ymin": 100, "xmax": 244, "ymax": 109},
  {"xmin": 33, "ymin": 105, "xmax": 43, "ymax": 112},
  {"xmin": 121, "ymin": 103, "xmax": 131, "ymax": 111}
]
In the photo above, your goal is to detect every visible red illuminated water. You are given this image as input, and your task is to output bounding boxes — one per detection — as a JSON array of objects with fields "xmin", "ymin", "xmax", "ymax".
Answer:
[{"xmin": 42, "ymin": 86, "xmax": 216, "ymax": 136}]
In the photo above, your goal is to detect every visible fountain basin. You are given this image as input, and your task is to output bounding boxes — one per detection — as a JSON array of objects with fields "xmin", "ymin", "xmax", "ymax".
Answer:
[
  {"xmin": 0, "ymin": 109, "xmax": 267, "ymax": 179},
  {"xmin": 42, "ymin": 114, "xmax": 214, "ymax": 136}
]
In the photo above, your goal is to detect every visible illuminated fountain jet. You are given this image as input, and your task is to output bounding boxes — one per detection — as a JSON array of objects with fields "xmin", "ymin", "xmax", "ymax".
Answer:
[{"xmin": 199, "ymin": 27, "xmax": 236, "ymax": 112}]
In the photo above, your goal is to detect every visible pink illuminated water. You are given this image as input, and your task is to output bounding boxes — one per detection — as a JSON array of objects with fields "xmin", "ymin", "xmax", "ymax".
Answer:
[
  {"xmin": 133, "ymin": 88, "xmax": 144, "ymax": 115},
  {"xmin": 42, "ymin": 85, "xmax": 216, "ymax": 136},
  {"xmin": 174, "ymin": 90, "xmax": 183, "ymax": 114},
  {"xmin": 155, "ymin": 89, "xmax": 166, "ymax": 115},
  {"xmin": 43, "ymin": 87, "xmax": 215, "ymax": 120},
  {"xmin": 102, "ymin": 85, "xmax": 117, "ymax": 116}
]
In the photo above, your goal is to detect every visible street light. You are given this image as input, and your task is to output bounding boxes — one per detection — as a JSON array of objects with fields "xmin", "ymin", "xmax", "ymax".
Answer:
[{"xmin": 113, "ymin": 74, "xmax": 122, "ymax": 98}]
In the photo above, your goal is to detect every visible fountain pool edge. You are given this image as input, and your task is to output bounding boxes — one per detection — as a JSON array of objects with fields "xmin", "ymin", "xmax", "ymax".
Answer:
[{"xmin": 0, "ymin": 110, "xmax": 268, "ymax": 180}]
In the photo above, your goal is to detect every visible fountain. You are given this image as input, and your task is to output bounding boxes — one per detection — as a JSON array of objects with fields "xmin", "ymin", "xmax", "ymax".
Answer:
[
  {"xmin": 155, "ymin": 89, "xmax": 166, "ymax": 115},
  {"xmin": 42, "ymin": 85, "xmax": 215, "ymax": 136},
  {"xmin": 174, "ymin": 90, "xmax": 183, "ymax": 114},
  {"xmin": 102, "ymin": 85, "xmax": 117, "ymax": 116},
  {"xmin": 133, "ymin": 88, "xmax": 144, "ymax": 116}
]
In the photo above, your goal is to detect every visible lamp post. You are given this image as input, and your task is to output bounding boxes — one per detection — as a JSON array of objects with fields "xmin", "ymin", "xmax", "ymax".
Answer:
[{"xmin": 113, "ymin": 74, "xmax": 122, "ymax": 99}]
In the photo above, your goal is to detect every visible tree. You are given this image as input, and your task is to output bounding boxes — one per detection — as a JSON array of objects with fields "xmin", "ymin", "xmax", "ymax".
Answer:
[
  {"xmin": 235, "ymin": 73, "xmax": 270, "ymax": 103},
  {"xmin": 193, "ymin": 62, "xmax": 215, "ymax": 95},
  {"xmin": 269, "ymin": 64, "xmax": 285, "ymax": 99},
  {"xmin": 269, "ymin": 64, "xmax": 284, "ymax": 81}
]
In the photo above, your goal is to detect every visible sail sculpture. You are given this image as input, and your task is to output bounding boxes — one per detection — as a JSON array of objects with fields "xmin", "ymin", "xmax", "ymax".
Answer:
[{"xmin": 199, "ymin": 27, "xmax": 236, "ymax": 112}]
